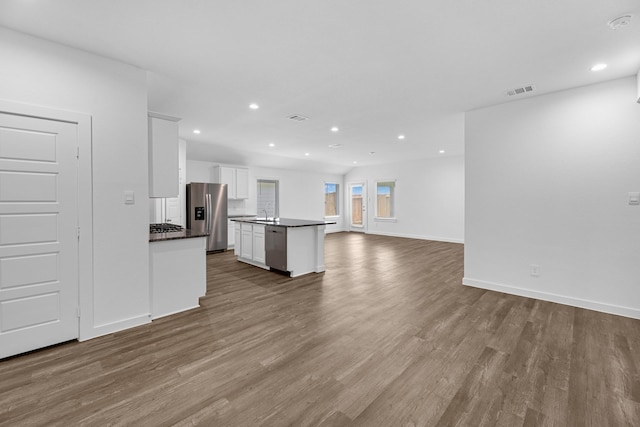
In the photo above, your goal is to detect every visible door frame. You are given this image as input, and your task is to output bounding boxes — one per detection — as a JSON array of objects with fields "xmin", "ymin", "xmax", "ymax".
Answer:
[
  {"xmin": 0, "ymin": 99, "xmax": 93, "ymax": 341},
  {"xmin": 348, "ymin": 181, "xmax": 367, "ymax": 233}
]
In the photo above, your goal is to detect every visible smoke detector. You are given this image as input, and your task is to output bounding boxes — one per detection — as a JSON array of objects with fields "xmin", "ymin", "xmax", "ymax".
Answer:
[
  {"xmin": 608, "ymin": 15, "xmax": 632, "ymax": 30},
  {"xmin": 288, "ymin": 114, "xmax": 309, "ymax": 121},
  {"xmin": 504, "ymin": 84, "xmax": 535, "ymax": 97}
]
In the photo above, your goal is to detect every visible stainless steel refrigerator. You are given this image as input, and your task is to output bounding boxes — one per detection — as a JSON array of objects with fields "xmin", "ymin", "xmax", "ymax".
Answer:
[{"xmin": 186, "ymin": 182, "xmax": 228, "ymax": 252}]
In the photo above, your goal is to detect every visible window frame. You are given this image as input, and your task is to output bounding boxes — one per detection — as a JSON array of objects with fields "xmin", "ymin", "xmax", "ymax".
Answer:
[
  {"xmin": 374, "ymin": 179, "xmax": 397, "ymax": 222},
  {"xmin": 256, "ymin": 178, "xmax": 280, "ymax": 219},
  {"xmin": 323, "ymin": 182, "xmax": 340, "ymax": 219}
]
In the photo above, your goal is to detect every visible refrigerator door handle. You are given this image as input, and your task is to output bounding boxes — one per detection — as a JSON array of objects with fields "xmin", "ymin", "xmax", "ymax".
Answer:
[{"xmin": 206, "ymin": 193, "xmax": 212, "ymax": 232}]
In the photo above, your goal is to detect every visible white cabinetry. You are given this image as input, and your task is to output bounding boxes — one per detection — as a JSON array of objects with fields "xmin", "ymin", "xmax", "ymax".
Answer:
[
  {"xmin": 148, "ymin": 112, "xmax": 180, "ymax": 198},
  {"xmin": 241, "ymin": 223, "xmax": 253, "ymax": 259},
  {"xmin": 235, "ymin": 167, "xmax": 249, "ymax": 199},
  {"xmin": 234, "ymin": 223, "xmax": 241, "ymax": 256},
  {"xmin": 252, "ymin": 224, "xmax": 265, "ymax": 264},
  {"xmin": 235, "ymin": 222, "xmax": 267, "ymax": 269},
  {"xmin": 213, "ymin": 165, "xmax": 249, "ymax": 199},
  {"xmin": 150, "ymin": 139, "xmax": 187, "ymax": 226}
]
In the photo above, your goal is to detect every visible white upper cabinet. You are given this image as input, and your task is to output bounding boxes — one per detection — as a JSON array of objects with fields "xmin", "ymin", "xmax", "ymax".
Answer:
[
  {"xmin": 235, "ymin": 167, "xmax": 249, "ymax": 199},
  {"xmin": 148, "ymin": 112, "xmax": 180, "ymax": 198},
  {"xmin": 213, "ymin": 165, "xmax": 249, "ymax": 199}
]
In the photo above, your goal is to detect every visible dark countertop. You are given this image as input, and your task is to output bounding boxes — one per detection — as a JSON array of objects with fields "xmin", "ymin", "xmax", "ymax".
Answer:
[
  {"xmin": 231, "ymin": 217, "xmax": 337, "ymax": 228},
  {"xmin": 149, "ymin": 229, "xmax": 209, "ymax": 242}
]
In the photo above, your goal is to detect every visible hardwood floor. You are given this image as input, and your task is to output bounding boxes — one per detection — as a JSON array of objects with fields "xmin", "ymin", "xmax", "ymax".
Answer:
[{"xmin": 1, "ymin": 232, "xmax": 639, "ymax": 426}]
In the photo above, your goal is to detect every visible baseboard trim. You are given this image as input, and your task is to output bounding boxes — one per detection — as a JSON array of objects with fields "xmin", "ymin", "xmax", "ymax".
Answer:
[
  {"xmin": 462, "ymin": 277, "xmax": 640, "ymax": 320},
  {"xmin": 365, "ymin": 230, "xmax": 464, "ymax": 244},
  {"xmin": 325, "ymin": 228, "xmax": 346, "ymax": 234},
  {"xmin": 81, "ymin": 314, "xmax": 151, "ymax": 341}
]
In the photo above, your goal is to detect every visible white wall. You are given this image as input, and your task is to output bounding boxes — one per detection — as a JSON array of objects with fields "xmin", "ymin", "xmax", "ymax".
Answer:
[
  {"xmin": 465, "ymin": 76, "xmax": 640, "ymax": 319},
  {"xmin": 344, "ymin": 156, "xmax": 465, "ymax": 243},
  {"xmin": 186, "ymin": 159, "xmax": 345, "ymax": 233},
  {"xmin": 0, "ymin": 27, "xmax": 151, "ymax": 337}
]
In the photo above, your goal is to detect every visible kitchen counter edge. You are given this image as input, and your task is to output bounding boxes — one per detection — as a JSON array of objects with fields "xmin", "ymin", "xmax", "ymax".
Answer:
[
  {"xmin": 231, "ymin": 217, "xmax": 337, "ymax": 228},
  {"xmin": 149, "ymin": 229, "xmax": 209, "ymax": 242}
]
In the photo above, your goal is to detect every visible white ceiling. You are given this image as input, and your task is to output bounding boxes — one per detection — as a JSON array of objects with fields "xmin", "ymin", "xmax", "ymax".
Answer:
[{"xmin": 1, "ymin": 0, "xmax": 639, "ymax": 174}]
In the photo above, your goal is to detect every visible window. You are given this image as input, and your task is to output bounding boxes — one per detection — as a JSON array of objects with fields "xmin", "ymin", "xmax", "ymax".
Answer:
[
  {"xmin": 324, "ymin": 182, "xmax": 339, "ymax": 217},
  {"xmin": 375, "ymin": 181, "xmax": 396, "ymax": 220},
  {"xmin": 257, "ymin": 179, "xmax": 279, "ymax": 218}
]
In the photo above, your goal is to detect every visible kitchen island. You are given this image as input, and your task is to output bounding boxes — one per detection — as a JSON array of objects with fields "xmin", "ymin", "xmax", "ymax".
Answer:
[
  {"xmin": 232, "ymin": 218, "xmax": 336, "ymax": 277},
  {"xmin": 149, "ymin": 226, "xmax": 209, "ymax": 319}
]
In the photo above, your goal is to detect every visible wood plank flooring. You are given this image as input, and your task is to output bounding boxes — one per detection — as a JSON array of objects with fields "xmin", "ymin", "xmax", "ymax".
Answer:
[{"xmin": 1, "ymin": 232, "xmax": 639, "ymax": 426}]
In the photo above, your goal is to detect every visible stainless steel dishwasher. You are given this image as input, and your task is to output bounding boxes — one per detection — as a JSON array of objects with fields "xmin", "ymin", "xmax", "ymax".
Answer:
[{"xmin": 265, "ymin": 225, "xmax": 287, "ymax": 271}]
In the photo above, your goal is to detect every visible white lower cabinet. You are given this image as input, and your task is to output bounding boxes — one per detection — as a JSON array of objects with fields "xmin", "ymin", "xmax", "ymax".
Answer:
[
  {"xmin": 235, "ymin": 222, "xmax": 267, "ymax": 268},
  {"xmin": 252, "ymin": 225, "xmax": 265, "ymax": 264},
  {"xmin": 234, "ymin": 223, "xmax": 241, "ymax": 256},
  {"xmin": 241, "ymin": 223, "xmax": 253, "ymax": 259}
]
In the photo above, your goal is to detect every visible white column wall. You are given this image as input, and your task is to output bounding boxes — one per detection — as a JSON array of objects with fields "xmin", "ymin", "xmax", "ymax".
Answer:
[
  {"xmin": 464, "ymin": 76, "xmax": 640, "ymax": 319},
  {"xmin": 0, "ymin": 27, "xmax": 151, "ymax": 337}
]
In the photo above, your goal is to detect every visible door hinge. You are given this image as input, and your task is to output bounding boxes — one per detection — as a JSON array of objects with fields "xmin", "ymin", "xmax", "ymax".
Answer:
[
  {"xmin": 77, "ymin": 226, "xmax": 80, "ymax": 239},
  {"xmin": 76, "ymin": 307, "xmax": 81, "ymax": 318},
  {"xmin": 76, "ymin": 147, "xmax": 80, "ymax": 159}
]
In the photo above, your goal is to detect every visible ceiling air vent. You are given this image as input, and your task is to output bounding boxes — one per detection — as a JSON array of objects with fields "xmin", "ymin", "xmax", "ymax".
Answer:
[
  {"xmin": 288, "ymin": 114, "xmax": 309, "ymax": 121},
  {"xmin": 505, "ymin": 84, "xmax": 535, "ymax": 97}
]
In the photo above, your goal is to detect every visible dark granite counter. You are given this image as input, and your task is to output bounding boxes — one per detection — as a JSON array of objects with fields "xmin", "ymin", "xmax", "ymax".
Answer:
[
  {"xmin": 149, "ymin": 229, "xmax": 209, "ymax": 242},
  {"xmin": 231, "ymin": 217, "xmax": 337, "ymax": 228}
]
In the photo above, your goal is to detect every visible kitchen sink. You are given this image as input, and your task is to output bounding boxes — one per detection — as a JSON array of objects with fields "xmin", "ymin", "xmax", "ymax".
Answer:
[{"xmin": 254, "ymin": 218, "xmax": 279, "ymax": 224}]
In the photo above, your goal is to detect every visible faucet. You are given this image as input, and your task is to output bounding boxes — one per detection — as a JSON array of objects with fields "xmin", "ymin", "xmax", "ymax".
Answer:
[{"xmin": 263, "ymin": 202, "xmax": 271, "ymax": 220}]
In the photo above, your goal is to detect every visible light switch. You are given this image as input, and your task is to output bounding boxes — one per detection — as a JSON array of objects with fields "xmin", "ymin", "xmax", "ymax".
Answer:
[
  {"xmin": 124, "ymin": 190, "xmax": 135, "ymax": 205},
  {"xmin": 629, "ymin": 192, "xmax": 640, "ymax": 206}
]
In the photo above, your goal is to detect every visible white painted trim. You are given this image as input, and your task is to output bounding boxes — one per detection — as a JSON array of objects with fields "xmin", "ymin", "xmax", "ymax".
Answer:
[
  {"xmin": 236, "ymin": 257, "xmax": 270, "ymax": 270},
  {"xmin": 83, "ymin": 315, "xmax": 151, "ymax": 341},
  {"xmin": 0, "ymin": 99, "xmax": 95, "ymax": 340},
  {"xmin": 365, "ymin": 230, "xmax": 464, "ymax": 244},
  {"xmin": 325, "ymin": 228, "xmax": 346, "ymax": 234},
  {"xmin": 150, "ymin": 305, "xmax": 200, "ymax": 321},
  {"xmin": 147, "ymin": 111, "xmax": 181, "ymax": 122},
  {"xmin": 462, "ymin": 277, "xmax": 640, "ymax": 320}
]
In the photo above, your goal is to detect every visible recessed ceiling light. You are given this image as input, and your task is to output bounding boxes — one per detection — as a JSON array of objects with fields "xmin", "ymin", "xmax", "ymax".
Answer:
[
  {"xmin": 331, "ymin": 127, "xmax": 339, "ymax": 132},
  {"xmin": 591, "ymin": 63, "xmax": 607, "ymax": 72},
  {"xmin": 353, "ymin": 161, "xmax": 358, "ymax": 164},
  {"xmin": 249, "ymin": 103, "xmax": 260, "ymax": 110},
  {"xmin": 398, "ymin": 135, "xmax": 405, "ymax": 140},
  {"xmin": 268, "ymin": 143, "xmax": 275, "ymax": 147},
  {"xmin": 439, "ymin": 150, "xmax": 445, "ymax": 154},
  {"xmin": 304, "ymin": 152, "xmax": 310, "ymax": 156},
  {"xmin": 193, "ymin": 129, "xmax": 201, "ymax": 134}
]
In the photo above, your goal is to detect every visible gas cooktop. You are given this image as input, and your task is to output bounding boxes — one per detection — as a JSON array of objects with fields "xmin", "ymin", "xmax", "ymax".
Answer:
[{"xmin": 149, "ymin": 223, "xmax": 184, "ymax": 234}]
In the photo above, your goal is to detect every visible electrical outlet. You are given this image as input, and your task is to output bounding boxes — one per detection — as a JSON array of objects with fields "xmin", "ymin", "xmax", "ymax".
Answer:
[{"xmin": 530, "ymin": 264, "xmax": 540, "ymax": 277}]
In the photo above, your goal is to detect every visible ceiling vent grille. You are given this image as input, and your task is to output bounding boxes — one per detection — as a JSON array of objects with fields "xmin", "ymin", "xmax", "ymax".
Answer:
[
  {"xmin": 505, "ymin": 84, "xmax": 535, "ymax": 97},
  {"xmin": 288, "ymin": 114, "xmax": 309, "ymax": 121}
]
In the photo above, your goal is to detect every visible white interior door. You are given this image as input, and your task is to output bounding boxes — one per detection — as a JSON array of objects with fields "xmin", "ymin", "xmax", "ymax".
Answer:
[
  {"xmin": 349, "ymin": 182, "xmax": 367, "ymax": 232},
  {"xmin": 0, "ymin": 112, "xmax": 79, "ymax": 359}
]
